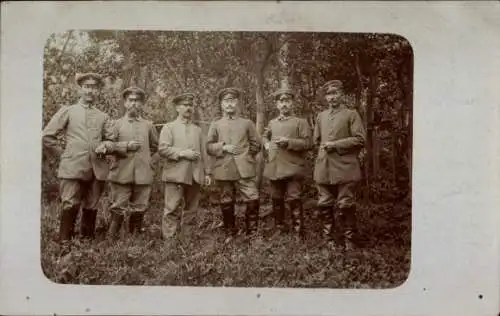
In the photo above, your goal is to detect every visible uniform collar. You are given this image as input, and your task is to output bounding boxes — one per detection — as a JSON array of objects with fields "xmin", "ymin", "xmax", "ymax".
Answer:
[
  {"xmin": 223, "ymin": 114, "xmax": 237, "ymax": 120},
  {"xmin": 78, "ymin": 100, "xmax": 94, "ymax": 109},
  {"xmin": 277, "ymin": 114, "xmax": 291, "ymax": 121},
  {"xmin": 329, "ymin": 105, "xmax": 345, "ymax": 115},
  {"xmin": 126, "ymin": 114, "xmax": 141, "ymax": 122},
  {"xmin": 176, "ymin": 116, "xmax": 192, "ymax": 124}
]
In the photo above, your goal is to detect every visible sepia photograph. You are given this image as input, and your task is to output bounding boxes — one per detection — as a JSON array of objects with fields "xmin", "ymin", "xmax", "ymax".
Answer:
[
  {"xmin": 40, "ymin": 30, "xmax": 413, "ymax": 288},
  {"xmin": 2, "ymin": 2, "xmax": 499, "ymax": 315}
]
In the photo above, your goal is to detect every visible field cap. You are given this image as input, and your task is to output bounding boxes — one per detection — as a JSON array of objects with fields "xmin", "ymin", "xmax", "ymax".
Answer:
[
  {"xmin": 75, "ymin": 72, "xmax": 104, "ymax": 87},
  {"xmin": 122, "ymin": 86, "xmax": 146, "ymax": 100},
  {"xmin": 321, "ymin": 80, "xmax": 344, "ymax": 92},
  {"xmin": 271, "ymin": 87, "xmax": 296, "ymax": 100},
  {"xmin": 172, "ymin": 92, "xmax": 196, "ymax": 105},
  {"xmin": 218, "ymin": 87, "xmax": 242, "ymax": 102}
]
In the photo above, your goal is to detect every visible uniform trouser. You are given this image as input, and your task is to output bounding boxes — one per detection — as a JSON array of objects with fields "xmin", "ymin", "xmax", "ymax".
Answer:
[
  {"xmin": 60, "ymin": 178, "xmax": 105, "ymax": 211},
  {"xmin": 216, "ymin": 178, "xmax": 260, "ymax": 234},
  {"xmin": 162, "ymin": 182, "xmax": 201, "ymax": 239},
  {"xmin": 217, "ymin": 178, "xmax": 259, "ymax": 203},
  {"xmin": 316, "ymin": 182, "xmax": 357, "ymax": 208},
  {"xmin": 109, "ymin": 182, "xmax": 152, "ymax": 216},
  {"xmin": 269, "ymin": 177, "xmax": 301, "ymax": 201},
  {"xmin": 316, "ymin": 181, "xmax": 358, "ymax": 239}
]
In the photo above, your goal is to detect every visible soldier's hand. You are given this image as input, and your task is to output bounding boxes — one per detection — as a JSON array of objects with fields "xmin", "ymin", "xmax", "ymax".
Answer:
[
  {"xmin": 274, "ymin": 137, "xmax": 289, "ymax": 148},
  {"xmin": 180, "ymin": 149, "xmax": 200, "ymax": 161},
  {"xmin": 95, "ymin": 143, "xmax": 108, "ymax": 155},
  {"xmin": 222, "ymin": 144, "xmax": 241, "ymax": 155},
  {"xmin": 204, "ymin": 175, "xmax": 212, "ymax": 186},
  {"xmin": 321, "ymin": 141, "xmax": 337, "ymax": 152},
  {"xmin": 127, "ymin": 140, "xmax": 142, "ymax": 152}
]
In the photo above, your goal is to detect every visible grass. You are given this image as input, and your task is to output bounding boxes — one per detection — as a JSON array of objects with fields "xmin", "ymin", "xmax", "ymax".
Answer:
[{"xmin": 40, "ymin": 190, "xmax": 411, "ymax": 288}]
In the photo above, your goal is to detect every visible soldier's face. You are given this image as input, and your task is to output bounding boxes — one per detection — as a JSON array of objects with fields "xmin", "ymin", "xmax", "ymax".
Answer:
[
  {"xmin": 221, "ymin": 94, "xmax": 239, "ymax": 115},
  {"xmin": 124, "ymin": 94, "xmax": 143, "ymax": 117},
  {"xmin": 325, "ymin": 87, "xmax": 343, "ymax": 106},
  {"xmin": 79, "ymin": 79, "xmax": 100, "ymax": 103},
  {"xmin": 177, "ymin": 101, "xmax": 194, "ymax": 119},
  {"xmin": 276, "ymin": 94, "xmax": 293, "ymax": 116}
]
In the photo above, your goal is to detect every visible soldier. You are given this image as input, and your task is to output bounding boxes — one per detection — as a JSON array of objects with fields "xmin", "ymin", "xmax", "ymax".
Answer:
[
  {"xmin": 96, "ymin": 87, "xmax": 159, "ymax": 239},
  {"xmin": 42, "ymin": 72, "xmax": 114, "ymax": 242},
  {"xmin": 262, "ymin": 87, "xmax": 312, "ymax": 236},
  {"xmin": 206, "ymin": 87, "xmax": 261, "ymax": 239},
  {"xmin": 313, "ymin": 80, "xmax": 366, "ymax": 250},
  {"xmin": 158, "ymin": 93, "xmax": 211, "ymax": 241}
]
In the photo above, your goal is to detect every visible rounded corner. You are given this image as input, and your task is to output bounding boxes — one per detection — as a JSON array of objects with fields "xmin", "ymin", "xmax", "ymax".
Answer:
[
  {"xmin": 383, "ymin": 257, "xmax": 413, "ymax": 291},
  {"xmin": 39, "ymin": 259, "xmax": 64, "ymax": 287},
  {"xmin": 385, "ymin": 33, "xmax": 415, "ymax": 58}
]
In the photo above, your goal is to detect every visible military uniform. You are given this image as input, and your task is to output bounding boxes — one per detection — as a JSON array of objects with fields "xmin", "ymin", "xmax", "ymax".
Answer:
[
  {"xmin": 102, "ymin": 87, "xmax": 159, "ymax": 239},
  {"xmin": 42, "ymin": 73, "xmax": 113, "ymax": 241},
  {"xmin": 206, "ymin": 87, "xmax": 261, "ymax": 236},
  {"xmin": 313, "ymin": 80, "xmax": 366, "ymax": 247},
  {"xmin": 263, "ymin": 88, "xmax": 312, "ymax": 235},
  {"xmin": 158, "ymin": 93, "xmax": 210, "ymax": 239}
]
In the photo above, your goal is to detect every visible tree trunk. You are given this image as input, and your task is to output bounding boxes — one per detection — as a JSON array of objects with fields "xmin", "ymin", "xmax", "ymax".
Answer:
[
  {"xmin": 397, "ymin": 56, "xmax": 413, "ymax": 200},
  {"xmin": 255, "ymin": 71, "xmax": 266, "ymax": 135},
  {"xmin": 372, "ymin": 127, "xmax": 380, "ymax": 177},
  {"xmin": 364, "ymin": 60, "xmax": 377, "ymax": 202},
  {"xmin": 253, "ymin": 36, "xmax": 273, "ymax": 190},
  {"xmin": 278, "ymin": 33, "xmax": 291, "ymax": 89},
  {"xmin": 391, "ymin": 130, "xmax": 397, "ymax": 186},
  {"xmin": 55, "ymin": 30, "xmax": 73, "ymax": 67},
  {"xmin": 354, "ymin": 52, "xmax": 363, "ymax": 112}
]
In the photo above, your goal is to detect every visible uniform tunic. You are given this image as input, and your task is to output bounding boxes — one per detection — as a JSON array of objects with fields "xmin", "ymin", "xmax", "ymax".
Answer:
[
  {"xmin": 106, "ymin": 116, "xmax": 159, "ymax": 185},
  {"xmin": 159, "ymin": 118, "xmax": 209, "ymax": 185},
  {"xmin": 263, "ymin": 115, "xmax": 311, "ymax": 180},
  {"xmin": 43, "ymin": 102, "xmax": 114, "ymax": 181},
  {"xmin": 206, "ymin": 115, "xmax": 261, "ymax": 203},
  {"xmin": 313, "ymin": 106, "xmax": 365, "ymax": 185},
  {"xmin": 206, "ymin": 116, "xmax": 261, "ymax": 180},
  {"xmin": 263, "ymin": 115, "xmax": 312, "ymax": 201}
]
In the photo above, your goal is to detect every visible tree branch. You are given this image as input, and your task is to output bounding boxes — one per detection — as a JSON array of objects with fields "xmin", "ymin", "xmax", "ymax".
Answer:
[
  {"xmin": 164, "ymin": 58, "xmax": 185, "ymax": 90},
  {"xmin": 55, "ymin": 30, "xmax": 73, "ymax": 66}
]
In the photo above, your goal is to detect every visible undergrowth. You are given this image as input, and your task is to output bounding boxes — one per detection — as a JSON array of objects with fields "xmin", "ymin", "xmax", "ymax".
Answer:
[{"xmin": 41, "ymin": 194, "xmax": 411, "ymax": 288}]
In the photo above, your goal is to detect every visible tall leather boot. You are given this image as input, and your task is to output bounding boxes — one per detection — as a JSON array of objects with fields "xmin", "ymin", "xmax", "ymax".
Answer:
[
  {"xmin": 81, "ymin": 209, "xmax": 98, "ymax": 239},
  {"xmin": 317, "ymin": 205, "xmax": 333, "ymax": 240},
  {"xmin": 129, "ymin": 212, "xmax": 145, "ymax": 235},
  {"xmin": 59, "ymin": 205, "xmax": 80, "ymax": 242},
  {"xmin": 220, "ymin": 202, "xmax": 237, "ymax": 237},
  {"xmin": 339, "ymin": 206, "xmax": 359, "ymax": 251},
  {"xmin": 289, "ymin": 199, "xmax": 304, "ymax": 237},
  {"xmin": 272, "ymin": 198, "xmax": 286, "ymax": 233},
  {"xmin": 107, "ymin": 212, "xmax": 124, "ymax": 240},
  {"xmin": 245, "ymin": 199, "xmax": 260, "ymax": 236}
]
